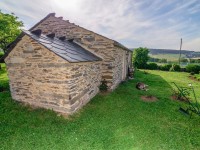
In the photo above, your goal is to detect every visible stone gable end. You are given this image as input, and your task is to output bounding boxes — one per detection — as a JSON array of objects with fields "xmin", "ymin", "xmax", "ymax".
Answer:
[{"xmin": 5, "ymin": 35, "xmax": 102, "ymax": 114}]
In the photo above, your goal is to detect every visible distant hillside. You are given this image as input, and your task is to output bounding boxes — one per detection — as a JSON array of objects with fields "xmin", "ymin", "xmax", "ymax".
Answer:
[
  {"xmin": 131, "ymin": 48, "xmax": 200, "ymax": 58},
  {"xmin": 148, "ymin": 49, "xmax": 192, "ymax": 55}
]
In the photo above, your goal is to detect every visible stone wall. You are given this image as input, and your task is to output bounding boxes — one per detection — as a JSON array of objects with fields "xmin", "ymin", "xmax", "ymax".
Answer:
[
  {"xmin": 5, "ymin": 35, "xmax": 102, "ymax": 114},
  {"xmin": 112, "ymin": 47, "xmax": 132, "ymax": 89},
  {"xmin": 31, "ymin": 14, "xmax": 132, "ymax": 90},
  {"xmin": 67, "ymin": 62, "xmax": 102, "ymax": 112}
]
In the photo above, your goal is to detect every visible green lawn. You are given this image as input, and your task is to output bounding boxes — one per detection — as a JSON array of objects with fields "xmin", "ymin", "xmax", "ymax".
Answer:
[
  {"xmin": 0, "ymin": 64, "xmax": 200, "ymax": 150},
  {"xmin": 194, "ymin": 74, "xmax": 200, "ymax": 80}
]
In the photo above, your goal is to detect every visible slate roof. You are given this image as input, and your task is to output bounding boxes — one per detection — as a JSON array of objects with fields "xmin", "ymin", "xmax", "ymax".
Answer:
[
  {"xmin": 30, "ymin": 13, "xmax": 131, "ymax": 52},
  {"xmin": 22, "ymin": 30, "xmax": 102, "ymax": 63},
  {"xmin": 0, "ymin": 13, "xmax": 131, "ymax": 63}
]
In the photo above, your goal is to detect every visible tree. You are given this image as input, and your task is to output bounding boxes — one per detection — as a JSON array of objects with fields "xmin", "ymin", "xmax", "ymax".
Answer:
[
  {"xmin": 0, "ymin": 10, "xmax": 23, "ymax": 54},
  {"xmin": 132, "ymin": 47, "xmax": 149, "ymax": 69}
]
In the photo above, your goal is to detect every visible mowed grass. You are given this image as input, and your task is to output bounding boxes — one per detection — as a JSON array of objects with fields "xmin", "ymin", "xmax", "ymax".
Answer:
[
  {"xmin": 194, "ymin": 74, "xmax": 200, "ymax": 80},
  {"xmin": 0, "ymin": 64, "xmax": 200, "ymax": 150}
]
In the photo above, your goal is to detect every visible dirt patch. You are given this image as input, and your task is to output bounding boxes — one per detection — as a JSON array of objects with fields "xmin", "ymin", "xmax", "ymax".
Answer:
[
  {"xmin": 141, "ymin": 95, "xmax": 158, "ymax": 102},
  {"xmin": 188, "ymin": 75, "xmax": 200, "ymax": 82},
  {"xmin": 171, "ymin": 95, "xmax": 188, "ymax": 103}
]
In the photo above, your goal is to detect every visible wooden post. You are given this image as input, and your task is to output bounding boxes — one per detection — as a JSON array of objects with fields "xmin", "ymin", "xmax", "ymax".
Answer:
[{"xmin": 179, "ymin": 38, "xmax": 182, "ymax": 65}]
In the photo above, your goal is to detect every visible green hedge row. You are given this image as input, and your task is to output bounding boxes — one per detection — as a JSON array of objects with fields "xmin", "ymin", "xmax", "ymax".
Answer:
[{"xmin": 146, "ymin": 63, "xmax": 200, "ymax": 74}]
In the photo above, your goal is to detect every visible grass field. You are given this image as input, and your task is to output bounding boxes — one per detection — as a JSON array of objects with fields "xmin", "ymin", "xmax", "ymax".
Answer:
[
  {"xmin": 149, "ymin": 54, "xmax": 186, "ymax": 62},
  {"xmin": 1, "ymin": 64, "xmax": 200, "ymax": 150},
  {"xmin": 194, "ymin": 74, "xmax": 200, "ymax": 80}
]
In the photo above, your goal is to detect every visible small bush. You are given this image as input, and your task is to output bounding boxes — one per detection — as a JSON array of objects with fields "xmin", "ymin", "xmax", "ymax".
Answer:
[
  {"xmin": 180, "ymin": 68, "xmax": 186, "ymax": 72},
  {"xmin": 147, "ymin": 63, "xmax": 158, "ymax": 70},
  {"xmin": 186, "ymin": 64, "xmax": 200, "ymax": 74},
  {"xmin": 174, "ymin": 64, "xmax": 181, "ymax": 72},
  {"xmin": 170, "ymin": 64, "xmax": 181, "ymax": 72},
  {"xmin": 190, "ymin": 72, "xmax": 195, "ymax": 75},
  {"xmin": 159, "ymin": 64, "xmax": 172, "ymax": 71},
  {"xmin": 99, "ymin": 79, "xmax": 108, "ymax": 92}
]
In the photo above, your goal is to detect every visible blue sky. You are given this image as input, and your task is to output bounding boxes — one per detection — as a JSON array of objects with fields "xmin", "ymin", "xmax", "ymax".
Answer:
[{"xmin": 0, "ymin": 0, "xmax": 200, "ymax": 51}]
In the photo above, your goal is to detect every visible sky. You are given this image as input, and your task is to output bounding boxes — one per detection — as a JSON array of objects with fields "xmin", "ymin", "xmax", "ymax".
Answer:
[{"xmin": 0, "ymin": 0, "xmax": 200, "ymax": 51}]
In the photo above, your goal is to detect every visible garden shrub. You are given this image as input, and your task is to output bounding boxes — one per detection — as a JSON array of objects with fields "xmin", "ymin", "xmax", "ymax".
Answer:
[
  {"xmin": 170, "ymin": 64, "xmax": 181, "ymax": 72},
  {"xmin": 186, "ymin": 64, "xmax": 200, "ymax": 74},
  {"xmin": 190, "ymin": 72, "xmax": 195, "ymax": 75},
  {"xmin": 99, "ymin": 79, "xmax": 108, "ymax": 92},
  {"xmin": 159, "ymin": 64, "xmax": 172, "ymax": 71},
  {"xmin": 174, "ymin": 64, "xmax": 181, "ymax": 72},
  {"xmin": 180, "ymin": 67, "xmax": 186, "ymax": 72},
  {"xmin": 147, "ymin": 63, "xmax": 158, "ymax": 70}
]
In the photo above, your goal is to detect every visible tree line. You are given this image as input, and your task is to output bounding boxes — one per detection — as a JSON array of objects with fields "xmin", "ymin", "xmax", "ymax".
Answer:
[
  {"xmin": 132, "ymin": 47, "xmax": 200, "ymax": 74},
  {"xmin": 0, "ymin": 10, "xmax": 23, "ymax": 54}
]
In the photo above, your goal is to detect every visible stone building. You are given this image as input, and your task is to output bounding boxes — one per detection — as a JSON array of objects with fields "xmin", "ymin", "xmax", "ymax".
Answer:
[{"xmin": 2, "ymin": 13, "xmax": 133, "ymax": 114}]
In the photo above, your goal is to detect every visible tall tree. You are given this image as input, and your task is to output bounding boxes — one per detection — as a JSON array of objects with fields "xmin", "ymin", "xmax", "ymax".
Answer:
[
  {"xmin": 0, "ymin": 10, "xmax": 23, "ymax": 53},
  {"xmin": 132, "ymin": 47, "xmax": 149, "ymax": 69}
]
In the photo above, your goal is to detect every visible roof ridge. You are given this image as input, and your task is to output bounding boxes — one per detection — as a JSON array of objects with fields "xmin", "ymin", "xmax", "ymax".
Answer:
[{"xmin": 29, "ymin": 13, "xmax": 56, "ymax": 31}]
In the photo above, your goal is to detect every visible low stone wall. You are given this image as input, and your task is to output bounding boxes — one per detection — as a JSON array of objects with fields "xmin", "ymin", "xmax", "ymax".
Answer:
[{"xmin": 5, "ymin": 35, "xmax": 102, "ymax": 114}]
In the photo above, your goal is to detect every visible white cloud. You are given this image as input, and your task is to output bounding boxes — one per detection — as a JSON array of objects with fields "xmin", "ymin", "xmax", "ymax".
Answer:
[
  {"xmin": 0, "ymin": 0, "xmax": 199, "ymax": 51},
  {"xmin": 184, "ymin": 38, "xmax": 200, "ymax": 51}
]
